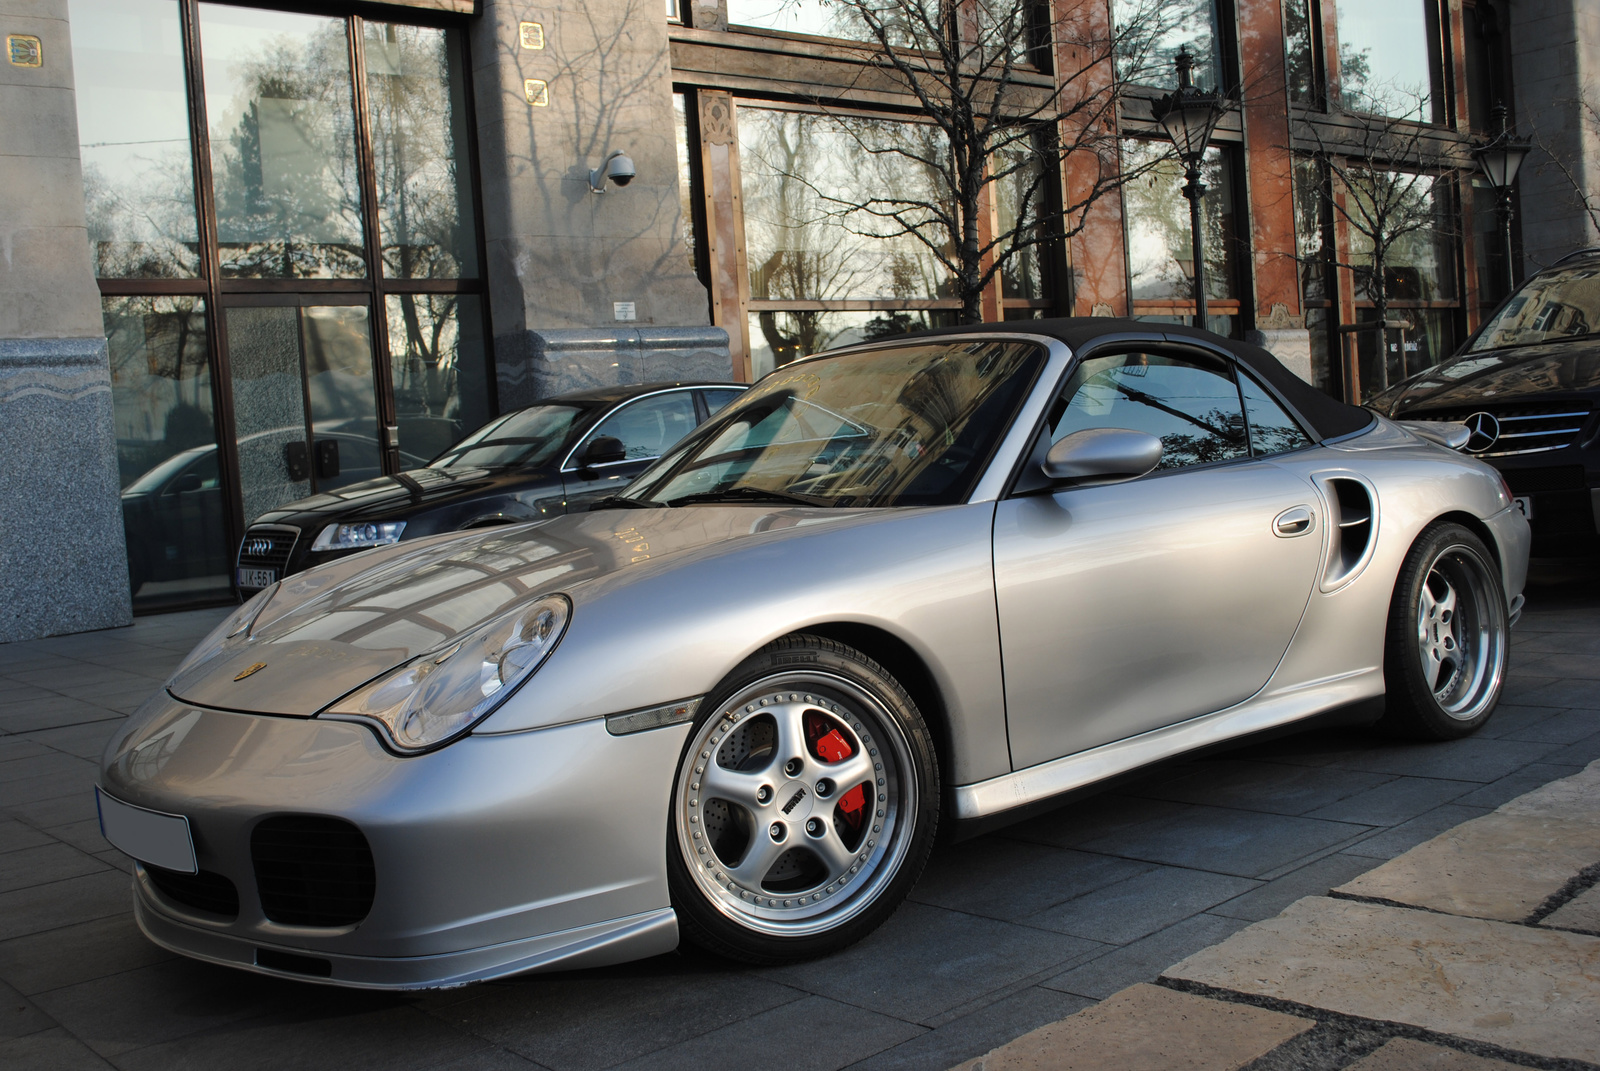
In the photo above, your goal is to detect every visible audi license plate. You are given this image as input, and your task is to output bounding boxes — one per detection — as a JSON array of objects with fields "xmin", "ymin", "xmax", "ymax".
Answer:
[
  {"xmin": 237, "ymin": 567, "xmax": 276, "ymax": 589},
  {"xmin": 1513, "ymin": 496, "xmax": 1533, "ymax": 519}
]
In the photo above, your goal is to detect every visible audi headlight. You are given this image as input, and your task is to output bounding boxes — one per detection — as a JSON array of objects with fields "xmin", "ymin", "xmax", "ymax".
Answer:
[
  {"xmin": 312, "ymin": 521, "xmax": 406, "ymax": 552},
  {"xmin": 169, "ymin": 584, "xmax": 277, "ymax": 682},
  {"xmin": 324, "ymin": 594, "xmax": 569, "ymax": 752}
]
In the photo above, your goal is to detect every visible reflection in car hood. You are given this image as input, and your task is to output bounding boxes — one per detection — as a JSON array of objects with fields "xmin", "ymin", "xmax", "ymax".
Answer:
[
  {"xmin": 1381, "ymin": 340, "xmax": 1600, "ymax": 414},
  {"xmin": 167, "ymin": 505, "xmax": 869, "ymax": 716},
  {"xmin": 251, "ymin": 465, "xmax": 530, "ymax": 523}
]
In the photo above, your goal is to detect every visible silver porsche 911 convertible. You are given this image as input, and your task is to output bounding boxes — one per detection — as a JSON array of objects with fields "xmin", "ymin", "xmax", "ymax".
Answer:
[{"xmin": 96, "ymin": 320, "xmax": 1529, "ymax": 988}]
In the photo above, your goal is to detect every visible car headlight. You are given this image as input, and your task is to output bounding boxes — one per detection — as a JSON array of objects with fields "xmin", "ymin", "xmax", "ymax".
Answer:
[
  {"xmin": 311, "ymin": 521, "xmax": 406, "ymax": 552},
  {"xmin": 169, "ymin": 584, "xmax": 277, "ymax": 682},
  {"xmin": 324, "ymin": 594, "xmax": 570, "ymax": 752}
]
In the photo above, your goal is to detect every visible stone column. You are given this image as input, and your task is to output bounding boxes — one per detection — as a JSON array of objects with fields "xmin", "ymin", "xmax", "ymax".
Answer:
[
  {"xmin": 471, "ymin": 0, "xmax": 731, "ymax": 406},
  {"xmin": 1510, "ymin": 0, "xmax": 1600, "ymax": 269},
  {"xmin": 0, "ymin": 2, "xmax": 130, "ymax": 642}
]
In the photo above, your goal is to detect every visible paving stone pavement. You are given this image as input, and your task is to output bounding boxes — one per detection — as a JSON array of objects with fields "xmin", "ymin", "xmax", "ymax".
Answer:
[{"xmin": 0, "ymin": 560, "xmax": 1597, "ymax": 1071}]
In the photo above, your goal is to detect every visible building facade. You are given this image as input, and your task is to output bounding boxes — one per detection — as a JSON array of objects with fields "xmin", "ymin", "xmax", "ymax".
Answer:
[{"xmin": 0, "ymin": 0, "xmax": 1589, "ymax": 639}]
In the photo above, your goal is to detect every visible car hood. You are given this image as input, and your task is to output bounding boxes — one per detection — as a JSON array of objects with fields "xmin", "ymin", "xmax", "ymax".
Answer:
[
  {"xmin": 167, "ymin": 505, "xmax": 873, "ymax": 716},
  {"xmin": 251, "ymin": 465, "xmax": 544, "ymax": 525},
  {"xmin": 1379, "ymin": 340, "xmax": 1600, "ymax": 415}
]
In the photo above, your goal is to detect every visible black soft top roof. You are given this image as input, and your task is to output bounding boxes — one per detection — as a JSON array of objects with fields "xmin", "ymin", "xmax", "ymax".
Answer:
[{"xmin": 863, "ymin": 317, "xmax": 1375, "ymax": 442}]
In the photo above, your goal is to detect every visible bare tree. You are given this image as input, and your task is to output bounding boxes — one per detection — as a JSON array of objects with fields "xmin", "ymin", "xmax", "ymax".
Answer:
[
  {"xmin": 1294, "ymin": 95, "xmax": 1464, "ymax": 394},
  {"xmin": 756, "ymin": 0, "xmax": 1178, "ymax": 324}
]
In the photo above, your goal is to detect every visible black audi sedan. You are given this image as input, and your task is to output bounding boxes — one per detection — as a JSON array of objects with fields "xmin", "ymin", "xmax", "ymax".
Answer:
[
  {"xmin": 1371, "ymin": 249, "xmax": 1600, "ymax": 555},
  {"xmin": 234, "ymin": 381, "xmax": 745, "ymax": 595}
]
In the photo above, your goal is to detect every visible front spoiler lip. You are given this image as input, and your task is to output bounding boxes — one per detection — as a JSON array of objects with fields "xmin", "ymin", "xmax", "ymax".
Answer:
[{"xmin": 133, "ymin": 890, "xmax": 678, "ymax": 990}]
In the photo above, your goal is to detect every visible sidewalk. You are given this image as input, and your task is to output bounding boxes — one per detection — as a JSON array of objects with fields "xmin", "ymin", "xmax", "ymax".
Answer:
[{"xmin": 957, "ymin": 760, "xmax": 1600, "ymax": 1070}]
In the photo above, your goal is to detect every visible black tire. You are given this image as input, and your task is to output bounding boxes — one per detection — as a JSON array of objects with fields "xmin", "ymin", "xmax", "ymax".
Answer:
[
  {"xmin": 667, "ymin": 634, "xmax": 939, "ymax": 964},
  {"xmin": 1378, "ymin": 521, "xmax": 1509, "ymax": 739}
]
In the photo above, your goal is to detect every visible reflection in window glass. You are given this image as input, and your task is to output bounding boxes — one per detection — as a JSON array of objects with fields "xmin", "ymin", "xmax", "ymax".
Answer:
[
  {"xmin": 739, "ymin": 108, "xmax": 954, "ymax": 306},
  {"xmin": 1469, "ymin": 266, "xmax": 1600, "ymax": 352},
  {"xmin": 581, "ymin": 393, "xmax": 699, "ymax": 461},
  {"xmin": 386, "ymin": 293, "xmax": 492, "ymax": 463},
  {"xmin": 103, "ymin": 296, "xmax": 231, "ymax": 608},
  {"xmin": 726, "ymin": 0, "xmax": 883, "ymax": 43},
  {"xmin": 673, "ymin": 94, "xmax": 697, "ymax": 270},
  {"xmin": 1054, "ymin": 353, "xmax": 1247, "ymax": 470},
  {"xmin": 1355, "ymin": 308, "xmax": 1456, "ymax": 397},
  {"xmin": 1335, "ymin": 0, "xmax": 1442, "ymax": 120},
  {"xmin": 200, "ymin": 3, "xmax": 366, "ymax": 278},
  {"xmin": 749, "ymin": 309, "xmax": 961, "ymax": 379},
  {"xmin": 1121, "ymin": 140, "xmax": 1238, "ymax": 303},
  {"xmin": 1283, "ymin": 0, "xmax": 1316, "ymax": 105},
  {"xmin": 995, "ymin": 144, "xmax": 1049, "ymax": 301},
  {"xmin": 432, "ymin": 405, "xmax": 585, "ymax": 470},
  {"xmin": 1292, "ymin": 156, "xmax": 1328, "ymax": 303},
  {"xmin": 1343, "ymin": 172, "xmax": 1455, "ymax": 302},
  {"xmin": 1113, "ymin": 0, "xmax": 1222, "ymax": 89},
  {"xmin": 69, "ymin": 0, "xmax": 199, "ymax": 278},
  {"xmin": 365, "ymin": 23, "xmax": 479, "ymax": 279},
  {"xmin": 1240, "ymin": 376, "xmax": 1312, "ymax": 455}
]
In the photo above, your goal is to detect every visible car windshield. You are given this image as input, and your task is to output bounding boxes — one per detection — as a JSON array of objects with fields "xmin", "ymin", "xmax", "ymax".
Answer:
[
  {"xmin": 1469, "ymin": 263, "xmax": 1600, "ymax": 351},
  {"xmin": 624, "ymin": 340, "xmax": 1045, "ymax": 508},
  {"xmin": 429, "ymin": 405, "xmax": 588, "ymax": 469}
]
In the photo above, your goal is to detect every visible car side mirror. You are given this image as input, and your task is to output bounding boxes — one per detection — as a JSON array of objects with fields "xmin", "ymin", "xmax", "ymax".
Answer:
[
  {"xmin": 1042, "ymin": 428, "xmax": 1163, "ymax": 487},
  {"xmin": 582, "ymin": 435, "xmax": 627, "ymax": 467}
]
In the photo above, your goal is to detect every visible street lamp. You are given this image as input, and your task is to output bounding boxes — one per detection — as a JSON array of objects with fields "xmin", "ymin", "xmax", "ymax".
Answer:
[
  {"xmin": 1472, "ymin": 102, "xmax": 1532, "ymax": 292},
  {"xmin": 1150, "ymin": 46, "xmax": 1229, "ymax": 330}
]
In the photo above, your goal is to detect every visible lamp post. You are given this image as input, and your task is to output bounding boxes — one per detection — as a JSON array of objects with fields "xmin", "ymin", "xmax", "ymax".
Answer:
[
  {"xmin": 1472, "ymin": 102, "xmax": 1531, "ymax": 294},
  {"xmin": 1151, "ymin": 47, "xmax": 1228, "ymax": 330}
]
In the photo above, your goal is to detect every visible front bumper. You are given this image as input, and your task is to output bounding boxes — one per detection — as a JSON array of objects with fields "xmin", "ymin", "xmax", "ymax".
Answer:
[{"xmin": 100, "ymin": 697, "xmax": 689, "ymax": 988}]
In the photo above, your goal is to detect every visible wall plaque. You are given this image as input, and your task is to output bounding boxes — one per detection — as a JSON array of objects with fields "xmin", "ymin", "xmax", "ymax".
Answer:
[
  {"xmin": 519, "ymin": 21, "xmax": 544, "ymax": 49},
  {"xmin": 524, "ymin": 79, "xmax": 548, "ymax": 107},
  {"xmin": 7, "ymin": 35, "xmax": 42, "ymax": 67}
]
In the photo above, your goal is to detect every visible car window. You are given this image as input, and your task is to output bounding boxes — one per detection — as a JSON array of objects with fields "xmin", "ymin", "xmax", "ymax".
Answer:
[
  {"xmin": 185, "ymin": 450, "xmax": 221, "ymax": 490},
  {"xmin": 578, "ymin": 391, "xmax": 699, "ymax": 464},
  {"xmin": 1469, "ymin": 264, "xmax": 1600, "ymax": 351},
  {"xmin": 1239, "ymin": 375, "xmax": 1313, "ymax": 456},
  {"xmin": 432, "ymin": 404, "xmax": 587, "ymax": 469},
  {"xmin": 1052, "ymin": 352, "xmax": 1248, "ymax": 470},
  {"xmin": 702, "ymin": 388, "xmax": 743, "ymax": 416}
]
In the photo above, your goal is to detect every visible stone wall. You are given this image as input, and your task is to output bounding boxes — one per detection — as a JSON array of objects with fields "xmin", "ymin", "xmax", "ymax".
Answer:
[
  {"xmin": 0, "ymin": 1, "xmax": 130, "ymax": 641},
  {"xmin": 471, "ymin": 0, "xmax": 730, "ymax": 399}
]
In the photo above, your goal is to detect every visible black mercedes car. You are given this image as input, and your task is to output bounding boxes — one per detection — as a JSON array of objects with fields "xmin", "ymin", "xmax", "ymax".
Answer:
[
  {"xmin": 234, "ymin": 381, "xmax": 745, "ymax": 595},
  {"xmin": 1372, "ymin": 249, "xmax": 1600, "ymax": 555}
]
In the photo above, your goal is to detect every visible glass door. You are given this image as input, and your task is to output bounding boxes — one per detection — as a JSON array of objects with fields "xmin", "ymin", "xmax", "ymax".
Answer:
[{"xmin": 225, "ymin": 301, "xmax": 380, "ymax": 528}]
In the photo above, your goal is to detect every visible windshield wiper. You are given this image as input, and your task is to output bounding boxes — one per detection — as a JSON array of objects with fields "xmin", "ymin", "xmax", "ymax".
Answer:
[
  {"xmin": 665, "ymin": 486, "xmax": 836, "ymax": 508},
  {"xmin": 589, "ymin": 495, "xmax": 666, "ymax": 510}
]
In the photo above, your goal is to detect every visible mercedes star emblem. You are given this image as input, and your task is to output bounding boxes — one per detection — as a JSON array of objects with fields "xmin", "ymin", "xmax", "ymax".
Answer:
[{"xmin": 1463, "ymin": 411, "xmax": 1500, "ymax": 453}]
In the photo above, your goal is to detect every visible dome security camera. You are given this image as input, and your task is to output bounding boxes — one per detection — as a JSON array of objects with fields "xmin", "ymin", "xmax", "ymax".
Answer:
[{"xmin": 589, "ymin": 151, "xmax": 636, "ymax": 193}]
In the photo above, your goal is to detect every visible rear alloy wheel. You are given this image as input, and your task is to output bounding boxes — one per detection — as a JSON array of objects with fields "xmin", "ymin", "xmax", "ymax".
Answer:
[
  {"xmin": 667, "ymin": 635, "xmax": 938, "ymax": 964},
  {"xmin": 1380, "ymin": 522, "xmax": 1509, "ymax": 739}
]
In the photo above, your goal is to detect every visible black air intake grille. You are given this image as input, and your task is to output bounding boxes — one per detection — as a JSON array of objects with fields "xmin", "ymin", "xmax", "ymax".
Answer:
[
  {"xmin": 145, "ymin": 865, "xmax": 240, "ymax": 918},
  {"xmin": 236, "ymin": 526, "xmax": 298, "ymax": 573},
  {"xmin": 1406, "ymin": 403, "xmax": 1592, "ymax": 456},
  {"xmin": 251, "ymin": 816, "xmax": 376, "ymax": 927}
]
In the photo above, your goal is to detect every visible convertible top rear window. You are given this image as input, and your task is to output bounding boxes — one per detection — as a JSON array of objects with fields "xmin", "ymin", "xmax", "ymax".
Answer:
[{"xmin": 628, "ymin": 340, "xmax": 1045, "ymax": 508}]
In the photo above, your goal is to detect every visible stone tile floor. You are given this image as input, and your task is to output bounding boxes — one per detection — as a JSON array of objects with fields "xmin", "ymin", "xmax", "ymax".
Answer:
[{"xmin": 1, "ymin": 560, "xmax": 1597, "ymax": 1071}]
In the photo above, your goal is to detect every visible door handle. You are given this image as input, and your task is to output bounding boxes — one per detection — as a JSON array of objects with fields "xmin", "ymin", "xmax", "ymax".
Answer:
[
  {"xmin": 315, "ymin": 439, "xmax": 341, "ymax": 480},
  {"xmin": 1273, "ymin": 505, "xmax": 1315, "ymax": 536}
]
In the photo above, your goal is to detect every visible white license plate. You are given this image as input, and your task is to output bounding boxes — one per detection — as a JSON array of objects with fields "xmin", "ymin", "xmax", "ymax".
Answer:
[
  {"xmin": 96, "ymin": 787, "xmax": 196, "ymax": 874},
  {"xmin": 237, "ymin": 567, "xmax": 276, "ymax": 589},
  {"xmin": 1513, "ymin": 496, "xmax": 1533, "ymax": 519}
]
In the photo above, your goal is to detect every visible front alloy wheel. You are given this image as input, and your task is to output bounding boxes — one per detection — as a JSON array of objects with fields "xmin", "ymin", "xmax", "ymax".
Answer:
[{"xmin": 668, "ymin": 635, "xmax": 938, "ymax": 963}]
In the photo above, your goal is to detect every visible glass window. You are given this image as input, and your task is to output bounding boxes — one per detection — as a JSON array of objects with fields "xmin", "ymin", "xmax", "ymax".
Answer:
[
  {"xmin": 364, "ymin": 23, "xmax": 479, "ymax": 279},
  {"xmin": 1343, "ymin": 172, "xmax": 1456, "ymax": 303},
  {"xmin": 69, "ymin": 0, "xmax": 200, "ymax": 278},
  {"xmin": 1283, "ymin": 0, "xmax": 1317, "ymax": 105},
  {"xmin": 1240, "ymin": 376, "xmax": 1313, "ymax": 455},
  {"xmin": 386, "ymin": 293, "xmax": 491, "ymax": 463},
  {"xmin": 632, "ymin": 341, "xmax": 1046, "ymax": 507},
  {"xmin": 703, "ymin": 389, "xmax": 744, "ymax": 414},
  {"xmin": 995, "ymin": 142, "xmax": 1050, "ymax": 302},
  {"xmin": 1335, "ymin": 0, "xmax": 1444, "ymax": 121},
  {"xmin": 200, "ymin": 4, "xmax": 367, "ymax": 278},
  {"xmin": 103, "ymin": 296, "xmax": 232, "ymax": 609},
  {"xmin": 1113, "ymin": 0, "xmax": 1223, "ymax": 89},
  {"xmin": 1468, "ymin": 265, "xmax": 1600, "ymax": 352},
  {"xmin": 1354, "ymin": 307, "xmax": 1457, "ymax": 396},
  {"xmin": 726, "ymin": 0, "xmax": 886, "ymax": 43},
  {"xmin": 1121, "ymin": 140, "xmax": 1241, "ymax": 329},
  {"xmin": 432, "ymin": 405, "xmax": 588, "ymax": 470},
  {"xmin": 748, "ymin": 309, "xmax": 961, "ymax": 374},
  {"xmin": 1292, "ymin": 156, "xmax": 1329, "ymax": 303},
  {"xmin": 674, "ymin": 93, "xmax": 698, "ymax": 270},
  {"xmin": 1052, "ymin": 352, "xmax": 1248, "ymax": 470},
  {"xmin": 579, "ymin": 392, "xmax": 699, "ymax": 462}
]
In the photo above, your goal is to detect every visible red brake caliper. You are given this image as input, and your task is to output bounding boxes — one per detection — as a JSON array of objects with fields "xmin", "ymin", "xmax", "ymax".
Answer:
[{"xmin": 805, "ymin": 711, "xmax": 867, "ymax": 833}]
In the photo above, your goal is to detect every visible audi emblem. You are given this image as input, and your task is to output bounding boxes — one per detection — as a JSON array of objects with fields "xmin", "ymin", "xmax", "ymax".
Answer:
[
  {"xmin": 1463, "ymin": 411, "xmax": 1501, "ymax": 453},
  {"xmin": 243, "ymin": 537, "xmax": 274, "ymax": 557}
]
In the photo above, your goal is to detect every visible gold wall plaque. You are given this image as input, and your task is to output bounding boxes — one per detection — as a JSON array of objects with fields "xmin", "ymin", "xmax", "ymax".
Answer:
[
  {"xmin": 519, "ymin": 21, "xmax": 544, "ymax": 49},
  {"xmin": 7, "ymin": 35, "xmax": 42, "ymax": 68},
  {"xmin": 524, "ymin": 79, "xmax": 548, "ymax": 107}
]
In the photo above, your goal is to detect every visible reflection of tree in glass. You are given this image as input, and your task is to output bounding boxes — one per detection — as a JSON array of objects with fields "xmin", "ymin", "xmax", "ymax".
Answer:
[
  {"xmin": 1153, "ymin": 407, "xmax": 1247, "ymax": 468},
  {"xmin": 210, "ymin": 26, "xmax": 366, "ymax": 278},
  {"xmin": 104, "ymin": 297, "xmax": 214, "ymax": 485},
  {"xmin": 82, "ymin": 149, "xmax": 200, "ymax": 278},
  {"xmin": 1122, "ymin": 142, "xmax": 1235, "ymax": 303},
  {"xmin": 1113, "ymin": 0, "xmax": 1222, "ymax": 90}
]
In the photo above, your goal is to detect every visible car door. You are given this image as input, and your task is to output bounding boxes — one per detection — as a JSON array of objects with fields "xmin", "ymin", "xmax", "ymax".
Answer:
[
  {"xmin": 993, "ymin": 345, "xmax": 1325, "ymax": 769},
  {"xmin": 560, "ymin": 389, "xmax": 701, "ymax": 511}
]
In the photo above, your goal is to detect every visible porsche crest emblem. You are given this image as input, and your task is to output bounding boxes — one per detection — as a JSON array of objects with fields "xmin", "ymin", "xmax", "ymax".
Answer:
[{"xmin": 233, "ymin": 662, "xmax": 267, "ymax": 681}]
